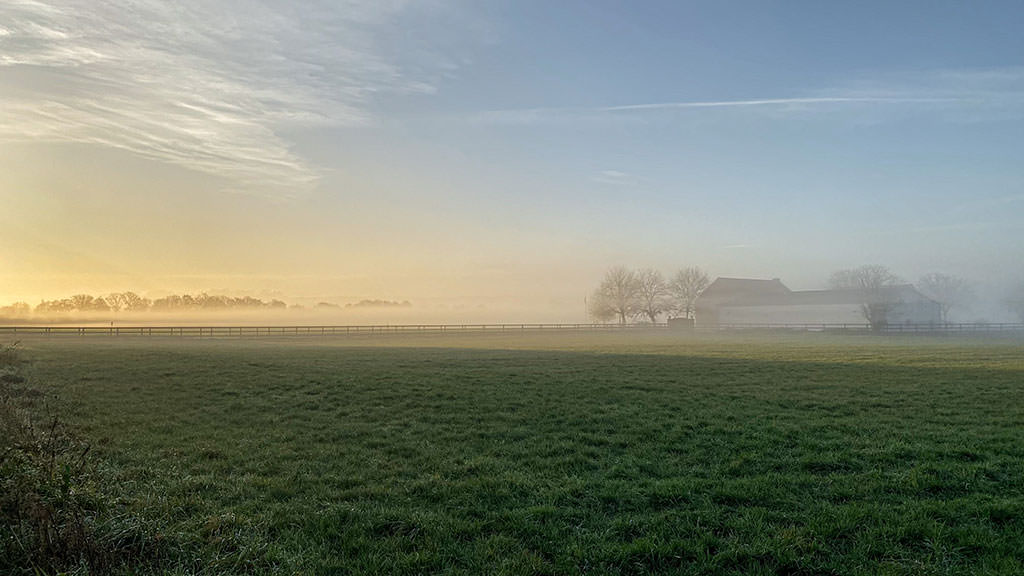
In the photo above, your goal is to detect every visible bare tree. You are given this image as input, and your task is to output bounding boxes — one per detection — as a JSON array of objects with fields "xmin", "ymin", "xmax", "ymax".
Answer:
[
  {"xmin": 917, "ymin": 273, "xmax": 972, "ymax": 322},
  {"xmin": 35, "ymin": 299, "xmax": 75, "ymax": 313},
  {"xmin": 68, "ymin": 294, "xmax": 110, "ymax": 312},
  {"xmin": 105, "ymin": 293, "xmax": 126, "ymax": 312},
  {"xmin": 668, "ymin": 266, "xmax": 710, "ymax": 320},
  {"xmin": 589, "ymin": 266, "xmax": 640, "ymax": 324},
  {"xmin": 635, "ymin": 268, "xmax": 670, "ymax": 324},
  {"xmin": 121, "ymin": 292, "xmax": 151, "ymax": 312},
  {"xmin": 107, "ymin": 292, "xmax": 152, "ymax": 312},
  {"xmin": 828, "ymin": 265, "xmax": 900, "ymax": 330}
]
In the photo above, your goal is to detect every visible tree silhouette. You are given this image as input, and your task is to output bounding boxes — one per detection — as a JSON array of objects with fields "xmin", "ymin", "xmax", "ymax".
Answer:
[
  {"xmin": 668, "ymin": 267, "xmax": 710, "ymax": 320},
  {"xmin": 829, "ymin": 265, "xmax": 900, "ymax": 330},
  {"xmin": 635, "ymin": 268, "xmax": 670, "ymax": 323},
  {"xmin": 917, "ymin": 273, "xmax": 972, "ymax": 323},
  {"xmin": 589, "ymin": 266, "xmax": 640, "ymax": 324}
]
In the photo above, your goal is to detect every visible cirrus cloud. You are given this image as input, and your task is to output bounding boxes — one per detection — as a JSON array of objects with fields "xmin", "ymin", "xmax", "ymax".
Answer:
[{"xmin": 0, "ymin": 0, "xmax": 458, "ymax": 196}]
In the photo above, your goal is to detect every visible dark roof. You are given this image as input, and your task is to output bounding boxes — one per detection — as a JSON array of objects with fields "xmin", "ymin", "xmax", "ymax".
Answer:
[
  {"xmin": 698, "ymin": 278, "xmax": 935, "ymax": 308},
  {"xmin": 698, "ymin": 277, "xmax": 791, "ymax": 303}
]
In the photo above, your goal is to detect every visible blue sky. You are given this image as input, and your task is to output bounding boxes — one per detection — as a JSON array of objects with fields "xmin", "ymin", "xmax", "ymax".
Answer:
[{"xmin": 1, "ymin": 1, "xmax": 1023, "ymax": 319}]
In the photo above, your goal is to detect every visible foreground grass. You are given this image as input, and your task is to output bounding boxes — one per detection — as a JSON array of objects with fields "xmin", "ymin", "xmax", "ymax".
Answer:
[
  {"xmin": 13, "ymin": 332, "xmax": 1024, "ymax": 574},
  {"xmin": 2, "ymin": 342, "xmax": 156, "ymax": 574}
]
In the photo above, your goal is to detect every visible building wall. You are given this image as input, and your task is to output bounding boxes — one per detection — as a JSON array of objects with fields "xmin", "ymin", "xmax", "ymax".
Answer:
[
  {"xmin": 710, "ymin": 301, "xmax": 941, "ymax": 326},
  {"xmin": 694, "ymin": 304, "xmax": 719, "ymax": 327},
  {"xmin": 888, "ymin": 301, "xmax": 942, "ymax": 324},
  {"xmin": 717, "ymin": 304, "xmax": 864, "ymax": 325}
]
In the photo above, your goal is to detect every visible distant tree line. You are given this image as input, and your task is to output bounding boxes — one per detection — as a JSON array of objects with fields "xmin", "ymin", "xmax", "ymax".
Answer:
[
  {"xmin": 22, "ymin": 292, "xmax": 289, "ymax": 315},
  {"xmin": 589, "ymin": 266, "xmax": 710, "ymax": 324},
  {"xmin": 0, "ymin": 302, "xmax": 31, "ymax": 318},
  {"xmin": 0, "ymin": 293, "xmax": 423, "ymax": 318},
  {"xmin": 345, "ymin": 299, "xmax": 412, "ymax": 308}
]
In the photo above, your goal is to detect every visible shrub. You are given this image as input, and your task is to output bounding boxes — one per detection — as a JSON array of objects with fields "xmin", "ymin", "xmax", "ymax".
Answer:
[{"xmin": 0, "ymin": 342, "xmax": 148, "ymax": 574}]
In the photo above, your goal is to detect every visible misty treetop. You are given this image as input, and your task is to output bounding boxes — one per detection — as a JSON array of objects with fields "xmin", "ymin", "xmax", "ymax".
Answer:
[
  {"xmin": 589, "ymin": 266, "xmax": 640, "ymax": 325},
  {"xmin": 589, "ymin": 266, "xmax": 709, "ymax": 324},
  {"xmin": 635, "ymin": 268, "xmax": 671, "ymax": 324},
  {"xmin": 669, "ymin": 267, "xmax": 711, "ymax": 321},
  {"xmin": 827, "ymin": 265, "xmax": 903, "ymax": 330},
  {"xmin": 0, "ymin": 302, "xmax": 32, "ymax": 318},
  {"xmin": 917, "ymin": 272, "xmax": 974, "ymax": 323}
]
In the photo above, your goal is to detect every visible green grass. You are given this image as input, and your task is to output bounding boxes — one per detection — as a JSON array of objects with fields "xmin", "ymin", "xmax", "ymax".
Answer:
[{"xmin": 12, "ymin": 332, "xmax": 1024, "ymax": 574}]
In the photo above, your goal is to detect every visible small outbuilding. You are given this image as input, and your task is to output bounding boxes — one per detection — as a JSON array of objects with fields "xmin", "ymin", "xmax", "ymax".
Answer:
[{"xmin": 667, "ymin": 317, "xmax": 695, "ymax": 330}]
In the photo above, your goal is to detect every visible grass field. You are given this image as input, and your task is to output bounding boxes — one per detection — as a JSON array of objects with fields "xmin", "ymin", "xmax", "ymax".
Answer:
[{"xmin": 9, "ymin": 331, "xmax": 1024, "ymax": 574}]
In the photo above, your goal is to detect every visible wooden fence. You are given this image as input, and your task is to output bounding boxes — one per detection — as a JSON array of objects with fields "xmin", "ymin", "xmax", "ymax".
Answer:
[
  {"xmin": 707, "ymin": 322, "xmax": 1024, "ymax": 333},
  {"xmin": 0, "ymin": 323, "xmax": 660, "ymax": 337},
  {"xmin": 0, "ymin": 322, "xmax": 1022, "ymax": 337}
]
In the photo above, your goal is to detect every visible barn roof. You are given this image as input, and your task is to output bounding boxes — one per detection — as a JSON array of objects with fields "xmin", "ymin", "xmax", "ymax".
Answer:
[
  {"xmin": 697, "ymin": 278, "xmax": 935, "ymax": 308},
  {"xmin": 698, "ymin": 277, "xmax": 791, "ymax": 303}
]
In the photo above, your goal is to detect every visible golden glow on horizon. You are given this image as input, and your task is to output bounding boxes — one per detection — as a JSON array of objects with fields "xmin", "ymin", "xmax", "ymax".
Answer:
[{"xmin": 0, "ymin": 142, "xmax": 608, "ymax": 317}]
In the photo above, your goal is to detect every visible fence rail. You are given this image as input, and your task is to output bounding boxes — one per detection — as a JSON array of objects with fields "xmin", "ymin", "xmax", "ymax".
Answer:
[
  {"xmin": 0, "ymin": 322, "xmax": 1022, "ymax": 337},
  {"xmin": 707, "ymin": 322, "xmax": 1024, "ymax": 332},
  {"xmin": 0, "ymin": 323, "xmax": 664, "ymax": 337}
]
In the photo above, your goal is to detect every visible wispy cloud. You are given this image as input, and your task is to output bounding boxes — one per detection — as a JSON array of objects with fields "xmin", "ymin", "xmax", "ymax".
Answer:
[
  {"xmin": 591, "ymin": 169, "xmax": 640, "ymax": 187},
  {"xmin": 469, "ymin": 68, "xmax": 1024, "ymax": 126},
  {"xmin": 0, "ymin": 0, "xmax": 456, "ymax": 196},
  {"xmin": 469, "ymin": 96, "xmax": 956, "ymax": 126},
  {"xmin": 599, "ymin": 96, "xmax": 957, "ymax": 112},
  {"xmin": 825, "ymin": 67, "xmax": 1024, "ymax": 101}
]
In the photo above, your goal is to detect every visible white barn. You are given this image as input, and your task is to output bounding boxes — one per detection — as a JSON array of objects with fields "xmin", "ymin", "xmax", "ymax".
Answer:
[{"xmin": 695, "ymin": 277, "xmax": 941, "ymax": 327}]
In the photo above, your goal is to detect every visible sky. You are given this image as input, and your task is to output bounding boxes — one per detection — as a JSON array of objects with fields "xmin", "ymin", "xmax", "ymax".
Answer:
[{"xmin": 2, "ymin": 0, "xmax": 1023, "ymax": 320}]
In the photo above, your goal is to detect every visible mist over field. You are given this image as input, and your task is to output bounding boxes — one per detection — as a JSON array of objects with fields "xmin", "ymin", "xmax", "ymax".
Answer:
[
  {"xmin": 3, "ymin": 4, "xmax": 1024, "ymax": 573},
  {"xmin": 2, "ymin": 271, "xmax": 1023, "ymax": 325},
  {"xmin": 0, "ymin": 300, "xmax": 588, "ymax": 326}
]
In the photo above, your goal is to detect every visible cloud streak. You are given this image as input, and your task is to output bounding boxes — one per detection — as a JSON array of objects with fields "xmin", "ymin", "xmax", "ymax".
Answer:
[
  {"xmin": 0, "ymin": 0, "xmax": 451, "ymax": 196},
  {"xmin": 591, "ymin": 169, "xmax": 640, "ymax": 187},
  {"xmin": 599, "ymin": 96, "xmax": 958, "ymax": 112},
  {"xmin": 468, "ymin": 96, "xmax": 959, "ymax": 126},
  {"xmin": 468, "ymin": 69, "xmax": 1024, "ymax": 126}
]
